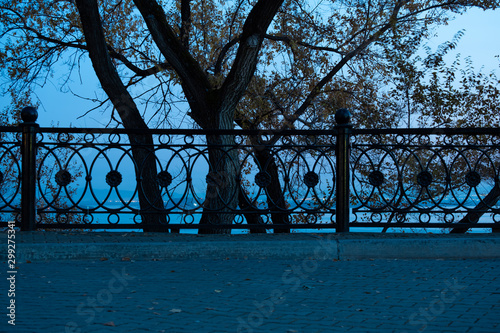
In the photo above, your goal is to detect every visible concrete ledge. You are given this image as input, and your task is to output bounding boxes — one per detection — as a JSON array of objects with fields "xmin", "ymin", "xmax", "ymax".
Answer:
[
  {"xmin": 2, "ymin": 232, "xmax": 500, "ymax": 261},
  {"xmin": 15, "ymin": 239, "xmax": 338, "ymax": 261},
  {"xmin": 338, "ymin": 237, "xmax": 500, "ymax": 260}
]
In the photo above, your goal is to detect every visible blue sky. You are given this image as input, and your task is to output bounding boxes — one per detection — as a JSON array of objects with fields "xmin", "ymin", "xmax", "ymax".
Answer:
[
  {"xmin": 2, "ymin": 8, "xmax": 499, "ymax": 128},
  {"xmin": 426, "ymin": 8, "xmax": 500, "ymax": 73}
]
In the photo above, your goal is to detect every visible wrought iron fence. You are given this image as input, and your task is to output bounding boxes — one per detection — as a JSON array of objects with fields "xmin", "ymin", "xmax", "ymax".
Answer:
[
  {"xmin": 1, "ymin": 107, "xmax": 499, "ymax": 233},
  {"xmin": 351, "ymin": 128, "xmax": 500, "ymax": 231}
]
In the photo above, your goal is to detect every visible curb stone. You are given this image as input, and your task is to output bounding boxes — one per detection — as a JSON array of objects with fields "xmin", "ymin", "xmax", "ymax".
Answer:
[{"xmin": 2, "ymin": 232, "xmax": 500, "ymax": 261}]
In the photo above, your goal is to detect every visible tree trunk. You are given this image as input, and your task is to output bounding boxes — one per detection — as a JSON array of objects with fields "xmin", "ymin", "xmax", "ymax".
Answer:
[
  {"xmin": 129, "ymin": 134, "xmax": 169, "ymax": 232},
  {"xmin": 451, "ymin": 183, "xmax": 500, "ymax": 233},
  {"xmin": 253, "ymin": 146, "xmax": 291, "ymax": 233},
  {"xmin": 198, "ymin": 133, "xmax": 239, "ymax": 234},
  {"xmin": 75, "ymin": 0, "xmax": 167, "ymax": 232}
]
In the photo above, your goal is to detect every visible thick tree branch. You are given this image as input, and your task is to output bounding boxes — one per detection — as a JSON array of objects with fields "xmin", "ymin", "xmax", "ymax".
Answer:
[
  {"xmin": 75, "ymin": 0, "xmax": 168, "ymax": 231},
  {"xmin": 74, "ymin": 0, "xmax": 147, "ymax": 129},
  {"xmin": 451, "ymin": 183, "xmax": 500, "ymax": 233},
  {"xmin": 214, "ymin": 36, "xmax": 241, "ymax": 75},
  {"xmin": 217, "ymin": 0, "xmax": 284, "ymax": 122},
  {"xmin": 133, "ymin": 0, "xmax": 212, "ymax": 126}
]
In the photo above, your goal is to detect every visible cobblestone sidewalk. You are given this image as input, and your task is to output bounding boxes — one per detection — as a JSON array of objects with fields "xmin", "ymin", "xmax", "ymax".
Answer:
[{"xmin": 3, "ymin": 258, "xmax": 500, "ymax": 333}]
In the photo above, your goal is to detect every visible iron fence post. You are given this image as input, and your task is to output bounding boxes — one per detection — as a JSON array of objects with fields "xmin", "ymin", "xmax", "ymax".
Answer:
[
  {"xmin": 335, "ymin": 108, "xmax": 352, "ymax": 232},
  {"xmin": 20, "ymin": 107, "xmax": 39, "ymax": 231}
]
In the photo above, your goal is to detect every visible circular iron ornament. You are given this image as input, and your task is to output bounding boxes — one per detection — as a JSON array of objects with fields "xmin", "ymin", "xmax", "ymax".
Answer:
[
  {"xmin": 465, "ymin": 171, "xmax": 481, "ymax": 187},
  {"xmin": 235, "ymin": 135, "xmax": 244, "ymax": 146},
  {"xmin": 0, "ymin": 171, "xmax": 3, "ymax": 184},
  {"xmin": 133, "ymin": 214, "xmax": 143, "ymax": 224},
  {"xmin": 371, "ymin": 213, "xmax": 383, "ymax": 223},
  {"xmin": 83, "ymin": 214, "xmax": 93, "ymax": 224},
  {"xmin": 368, "ymin": 170, "xmax": 385, "ymax": 187},
  {"xmin": 234, "ymin": 214, "xmax": 244, "ymax": 224},
  {"xmin": 282, "ymin": 136, "xmax": 293, "ymax": 146},
  {"xmin": 55, "ymin": 170, "xmax": 72, "ymax": 187},
  {"xmin": 184, "ymin": 135, "xmax": 195, "ymax": 145},
  {"xmin": 444, "ymin": 213, "xmax": 455, "ymax": 224},
  {"xmin": 184, "ymin": 214, "xmax": 195, "ymax": 224},
  {"xmin": 157, "ymin": 171, "xmax": 173, "ymax": 188},
  {"xmin": 57, "ymin": 133, "xmax": 70, "ymax": 143},
  {"xmin": 83, "ymin": 133, "xmax": 95, "ymax": 143},
  {"xmin": 106, "ymin": 170, "xmax": 122, "ymax": 187},
  {"xmin": 416, "ymin": 171, "xmax": 433, "ymax": 187},
  {"xmin": 306, "ymin": 214, "xmax": 318, "ymax": 224},
  {"xmin": 57, "ymin": 214, "xmax": 68, "ymax": 224},
  {"xmin": 395, "ymin": 213, "xmax": 406, "ymax": 223},
  {"xmin": 304, "ymin": 171, "xmax": 319, "ymax": 188},
  {"xmin": 108, "ymin": 213, "xmax": 120, "ymax": 224},
  {"xmin": 109, "ymin": 133, "xmax": 121, "ymax": 144},
  {"xmin": 158, "ymin": 134, "xmax": 171, "ymax": 145},
  {"xmin": 418, "ymin": 135, "xmax": 431, "ymax": 146},
  {"xmin": 255, "ymin": 172, "xmax": 272, "ymax": 188},
  {"xmin": 306, "ymin": 135, "xmax": 317, "ymax": 145},
  {"xmin": 396, "ymin": 135, "xmax": 405, "ymax": 145},
  {"xmin": 466, "ymin": 135, "xmax": 478, "ymax": 146},
  {"xmin": 419, "ymin": 213, "xmax": 431, "ymax": 224}
]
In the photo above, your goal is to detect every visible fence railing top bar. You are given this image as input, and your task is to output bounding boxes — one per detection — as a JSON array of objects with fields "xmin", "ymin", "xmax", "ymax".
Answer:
[
  {"xmin": 1, "ymin": 122, "xmax": 497, "ymax": 137},
  {"xmin": 37, "ymin": 127, "xmax": 340, "ymax": 136},
  {"xmin": 31, "ymin": 127, "xmax": 500, "ymax": 137},
  {"xmin": 352, "ymin": 127, "xmax": 500, "ymax": 136}
]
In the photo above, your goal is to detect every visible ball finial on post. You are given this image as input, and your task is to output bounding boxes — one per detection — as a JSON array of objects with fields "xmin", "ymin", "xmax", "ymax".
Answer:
[
  {"xmin": 21, "ymin": 106, "xmax": 38, "ymax": 123},
  {"xmin": 335, "ymin": 108, "xmax": 351, "ymax": 125}
]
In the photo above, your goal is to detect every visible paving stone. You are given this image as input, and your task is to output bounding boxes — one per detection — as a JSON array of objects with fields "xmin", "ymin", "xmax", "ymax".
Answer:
[{"xmin": 1, "ymin": 237, "xmax": 499, "ymax": 332}]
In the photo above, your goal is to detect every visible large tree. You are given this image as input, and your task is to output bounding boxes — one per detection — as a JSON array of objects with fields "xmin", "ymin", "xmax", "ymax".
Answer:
[{"xmin": 1, "ymin": 0, "xmax": 499, "ymax": 232}]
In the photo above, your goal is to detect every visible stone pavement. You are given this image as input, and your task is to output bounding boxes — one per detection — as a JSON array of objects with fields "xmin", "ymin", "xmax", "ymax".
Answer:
[
  {"xmin": 3, "ymin": 258, "xmax": 500, "ymax": 333},
  {"xmin": 1, "ymin": 232, "xmax": 500, "ymax": 332}
]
